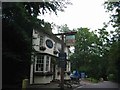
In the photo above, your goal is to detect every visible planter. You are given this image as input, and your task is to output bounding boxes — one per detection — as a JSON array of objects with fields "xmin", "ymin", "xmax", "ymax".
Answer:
[
  {"xmin": 39, "ymin": 46, "xmax": 46, "ymax": 51},
  {"xmin": 53, "ymin": 50, "xmax": 58, "ymax": 54}
]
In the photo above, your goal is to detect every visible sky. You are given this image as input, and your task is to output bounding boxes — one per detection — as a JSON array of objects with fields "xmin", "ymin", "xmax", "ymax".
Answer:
[
  {"xmin": 37, "ymin": 0, "xmax": 112, "ymax": 52},
  {"xmin": 38, "ymin": 0, "xmax": 111, "ymax": 34}
]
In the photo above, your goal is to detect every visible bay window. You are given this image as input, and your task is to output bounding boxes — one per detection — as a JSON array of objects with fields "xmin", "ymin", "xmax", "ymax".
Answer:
[
  {"xmin": 35, "ymin": 55, "xmax": 51, "ymax": 73},
  {"xmin": 35, "ymin": 55, "xmax": 44, "ymax": 72}
]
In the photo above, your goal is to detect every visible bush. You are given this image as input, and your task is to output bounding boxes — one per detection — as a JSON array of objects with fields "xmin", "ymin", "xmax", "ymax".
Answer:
[
  {"xmin": 107, "ymin": 74, "xmax": 115, "ymax": 81},
  {"xmin": 91, "ymin": 78, "xmax": 99, "ymax": 83},
  {"xmin": 86, "ymin": 77, "xmax": 99, "ymax": 83}
]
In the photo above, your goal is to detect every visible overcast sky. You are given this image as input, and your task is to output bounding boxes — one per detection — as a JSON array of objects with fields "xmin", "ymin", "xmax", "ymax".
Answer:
[
  {"xmin": 38, "ymin": 0, "xmax": 110, "ymax": 34},
  {"xmin": 37, "ymin": 0, "xmax": 112, "ymax": 52}
]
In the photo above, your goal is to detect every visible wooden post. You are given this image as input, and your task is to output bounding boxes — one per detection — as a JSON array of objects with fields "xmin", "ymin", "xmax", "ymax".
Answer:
[
  {"xmin": 54, "ymin": 32, "xmax": 77, "ymax": 89},
  {"xmin": 60, "ymin": 34, "xmax": 65, "ymax": 89}
]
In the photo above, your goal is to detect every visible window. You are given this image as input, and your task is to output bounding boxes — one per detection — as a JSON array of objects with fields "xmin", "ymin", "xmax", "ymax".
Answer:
[
  {"xmin": 35, "ymin": 55, "xmax": 51, "ymax": 73},
  {"xmin": 46, "ymin": 39, "xmax": 53, "ymax": 49},
  {"xmin": 35, "ymin": 55, "xmax": 44, "ymax": 72},
  {"xmin": 46, "ymin": 56, "xmax": 50, "ymax": 71},
  {"xmin": 39, "ymin": 36, "xmax": 44, "ymax": 46},
  {"xmin": 34, "ymin": 30, "xmax": 38, "ymax": 34}
]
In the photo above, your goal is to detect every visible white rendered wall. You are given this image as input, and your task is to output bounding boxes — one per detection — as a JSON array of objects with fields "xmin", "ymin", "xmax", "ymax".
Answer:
[
  {"xmin": 34, "ymin": 76, "xmax": 53, "ymax": 84},
  {"xmin": 32, "ymin": 29, "xmax": 62, "ymax": 57}
]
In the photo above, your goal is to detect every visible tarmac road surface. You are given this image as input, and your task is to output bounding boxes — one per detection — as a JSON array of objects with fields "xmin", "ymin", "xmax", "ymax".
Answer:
[{"xmin": 74, "ymin": 81, "xmax": 120, "ymax": 90}]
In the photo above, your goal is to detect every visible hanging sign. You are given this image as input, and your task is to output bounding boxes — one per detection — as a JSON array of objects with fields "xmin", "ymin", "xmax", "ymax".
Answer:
[
  {"xmin": 65, "ymin": 35, "xmax": 75, "ymax": 46},
  {"xmin": 58, "ymin": 52, "xmax": 67, "ymax": 68}
]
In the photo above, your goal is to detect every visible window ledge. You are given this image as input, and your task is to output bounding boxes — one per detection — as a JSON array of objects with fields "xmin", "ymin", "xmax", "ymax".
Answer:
[{"xmin": 34, "ymin": 72, "xmax": 53, "ymax": 76}]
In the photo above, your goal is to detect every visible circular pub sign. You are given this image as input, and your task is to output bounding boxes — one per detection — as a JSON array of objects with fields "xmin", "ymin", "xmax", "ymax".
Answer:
[{"xmin": 46, "ymin": 39, "xmax": 53, "ymax": 49}]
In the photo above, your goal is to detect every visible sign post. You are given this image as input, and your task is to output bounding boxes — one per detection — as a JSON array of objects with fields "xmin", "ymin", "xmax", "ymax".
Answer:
[
  {"xmin": 60, "ymin": 34, "xmax": 65, "ymax": 89},
  {"xmin": 55, "ymin": 32, "xmax": 76, "ymax": 89}
]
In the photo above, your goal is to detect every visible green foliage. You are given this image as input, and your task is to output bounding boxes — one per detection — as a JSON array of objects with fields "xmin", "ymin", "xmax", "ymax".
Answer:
[
  {"xmin": 57, "ymin": 24, "xmax": 71, "ymax": 33},
  {"xmin": 70, "ymin": 27, "xmax": 110, "ymax": 80},
  {"xmin": 107, "ymin": 74, "xmax": 116, "ymax": 81},
  {"xmin": 104, "ymin": 1, "xmax": 120, "ymax": 83},
  {"xmin": 86, "ymin": 78, "xmax": 99, "ymax": 83},
  {"xmin": 104, "ymin": 1, "xmax": 120, "ymax": 29},
  {"xmin": 107, "ymin": 41, "xmax": 120, "ymax": 82}
]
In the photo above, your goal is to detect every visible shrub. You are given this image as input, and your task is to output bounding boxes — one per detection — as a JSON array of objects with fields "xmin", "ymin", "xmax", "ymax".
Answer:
[{"xmin": 107, "ymin": 74, "xmax": 115, "ymax": 81}]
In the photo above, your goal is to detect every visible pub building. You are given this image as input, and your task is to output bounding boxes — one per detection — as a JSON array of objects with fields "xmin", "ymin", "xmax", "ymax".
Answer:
[{"xmin": 30, "ymin": 28, "xmax": 71, "ymax": 84}]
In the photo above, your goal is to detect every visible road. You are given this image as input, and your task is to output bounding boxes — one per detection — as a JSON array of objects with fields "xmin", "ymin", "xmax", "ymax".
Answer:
[{"xmin": 74, "ymin": 81, "xmax": 120, "ymax": 90}]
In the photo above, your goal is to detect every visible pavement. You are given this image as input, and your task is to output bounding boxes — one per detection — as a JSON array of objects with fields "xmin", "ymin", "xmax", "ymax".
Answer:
[
  {"xmin": 26, "ymin": 79, "xmax": 92, "ymax": 90},
  {"xmin": 27, "ymin": 80, "xmax": 120, "ymax": 90}
]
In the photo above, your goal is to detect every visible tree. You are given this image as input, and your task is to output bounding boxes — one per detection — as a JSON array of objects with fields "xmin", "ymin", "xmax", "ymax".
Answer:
[
  {"xmin": 58, "ymin": 24, "xmax": 71, "ymax": 33},
  {"xmin": 104, "ymin": 1, "xmax": 120, "ymax": 29},
  {"xmin": 2, "ymin": 1, "xmax": 71, "ymax": 88},
  {"xmin": 104, "ymin": 1, "xmax": 120, "ymax": 83},
  {"xmin": 71, "ymin": 28, "xmax": 100, "ymax": 78},
  {"xmin": 70, "ymin": 27, "xmax": 111, "ymax": 80},
  {"xmin": 96, "ymin": 28, "xmax": 110, "ymax": 80}
]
